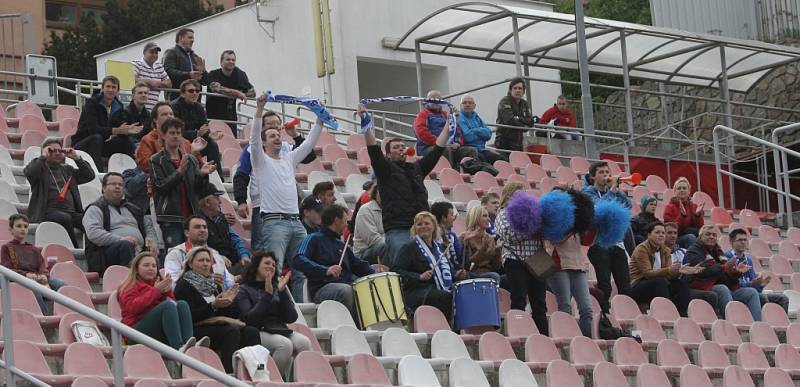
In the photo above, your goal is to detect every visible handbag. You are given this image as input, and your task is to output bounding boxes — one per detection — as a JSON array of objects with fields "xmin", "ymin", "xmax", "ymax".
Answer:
[
  {"xmin": 523, "ymin": 249, "xmax": 556, "ymax": 279},
  {"xmin": 71, "ymin": 320, "xmax": 111, "ymax": 347},
  {"xmin": 196, "ymin": 315, "xmax": 246, "ymax": 328}
]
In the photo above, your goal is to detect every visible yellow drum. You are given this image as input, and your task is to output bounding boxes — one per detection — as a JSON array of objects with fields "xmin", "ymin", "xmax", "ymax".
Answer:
[{"xmin": 353, "ymin": 272, "xmax": 406, "ymax": 330}]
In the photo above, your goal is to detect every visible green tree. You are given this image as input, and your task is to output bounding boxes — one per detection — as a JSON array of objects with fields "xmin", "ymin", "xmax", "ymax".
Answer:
[{"xmin": 43, "ymin": 0, "xmax": 223, "ymax": 102}]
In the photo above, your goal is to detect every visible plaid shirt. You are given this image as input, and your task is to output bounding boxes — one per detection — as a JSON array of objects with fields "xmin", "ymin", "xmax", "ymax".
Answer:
[{"xmin": 495, "ymin": 209, "xmax": 543, "ymax": 262}]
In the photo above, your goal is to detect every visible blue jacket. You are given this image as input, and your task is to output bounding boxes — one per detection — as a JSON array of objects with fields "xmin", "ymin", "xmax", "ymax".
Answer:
[
  {"xmin": 292, "ymin": 227, "xmax": 374, "ymax": 297},
  {"xmin": 723, "ymin": 250, "xmax": 762, "ymax": 292},
  {"xmin": 458, "ymin": 111, "xmax": 492, "ymax": 151},
  {"xmin": 582, "ymin": 185, "xmax": 631, "ymax": 209}
]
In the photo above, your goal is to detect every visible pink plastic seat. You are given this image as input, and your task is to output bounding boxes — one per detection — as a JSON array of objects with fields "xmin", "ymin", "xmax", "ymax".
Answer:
[
  {"xmin": 569, "ymin": 336, "xmax": 605, "ymax": 373},
  {"xmin": 15, "ymin": 101, "xmax": 45, "ymax": 120},
  {"xmin": 0, "ymin": 309, "xmax": 67, "ymax": 355},
  {"xmin": 711, "ymin": 319, "xmax": 742, "ymax": 351},
  {"xmin": 723, "ymin": 365, "xmax": 755, "ymax": 387},
  {"xmin": 687, "ymin": 299, "xmax": 718, "ymax": 329},
  {"xmin": 55, "ymin": 105, "xmax": 80, "ymax": 122},
  {"xmin": 592, "ymin": 361, "xmax": 625, "ymax": 387},
  {"xmin": 656, "ymin": 339, "xmax": 690, "ymax": 375},
  {"xmin": 769, "ymin": 255, "xmax": 793, "ymax": 278},
  {"xmin": 59, "ymin": 118, "xmax": 78, "ymax": 139},
  {"xmin": 125, "ymin": 344, "xmax": 195, "ymax": 386},
  {"xmin": 546, "ymin": 359, "xmax": 583, "ymax": 387},
  {"xmin": 413, "ymin": 305, "xmax": 450, "ymax": 335},
  {"xmin": 182, "ymin": 346, "xmax": 225, "ymax": 379},
  {"xmin": 698, "ymin": 341, "xmax": 730, "ymax": 376},
  {"xmin": 102, "ymin": 265, "xmax": 130, "ymax": 293},
  {"xmin": 634, "ymin": 314, "xmax": 666, "ymax": 349},
  {"xmin": 748, "ymin": 321, "xmax": 780, "ymax": 351},
  {"xmin": 509, "ymin": 151, "xmax": 532, "ymax": 170},
  {"xmin": 763, "ymin": 302, "xmax": 790, "ymax": 330},
  {"xmin": 346, "ymin": 133, "xmax": 366, "ymax": 152},
  {"xmin": 524, "ymin": 333, "xmax": 561, "ymax": 372},
  {"xmin": 498, "ymin": 288, "xmax": 511, "ymax": 315},
  {"xmin": 692, "ymin": 191, "xmax": 715, "ymax": 208},
  {"xmin": 478, "ymin": 331, "xmax": 515, "ymax": 364},
  {"xmin": 555, "ymin": 166, "xmax": 578, "ymax": 185},
  {"xmin": 5, "ymin": 340, "xmax": 74, "ymax": 386},
  {"xmin": 347, "ymin": 353, "xmax": 390, "ymax": 385},
  {"xmin": 504, "ymin": 309, "xmax": 538, "ymax": 344},
  {"xmin": 2, "ymin": 282, "xmax": 60, "ymax": 327},
  {"xmin": 611, "ymin": 294, "xmax": 640, "ymax": 328},
  {"xmin": 650, "ymin": 297, "xmax": 680, "ymax": 327},
  {"xmin": 711, "ymin": 207, "xmax": 733, "ymax": 227},
  {"xmin": 506, "ymin": 174, "xmax": 528, "ymax": 187},
  {"xmin": 748, "ymin": 239, "xmax": 772, "ymax": 258},
  {"xmin": 738, "ymin": 209, "xmax": 762, "ymax": 229},
  {"xmin": 549, "ymin": 311, "xmax": 586, "ymax": 346},
  {"xmin": 42, "ymin": 244, "xmax": 99, "ymax": 282},
  {"xmin": 53, "ymin": 285, "xmax": 96, "ymax": 316},
  {"xmin": 437, "ymin": 167, "xmax": 464, "ymax": 192},
  {"xmin": 779, "ymin": 240, "xmax": 800, "ymax": 260},
  {"xmin": 63, "ymin": 342, "xmax": 117, "ymax": 384},
  {"xmin": 473, "ymin": 170, "xmax": 499, "ymax": 192},
  {"xmin": 107, "ymin": 291, "xmax": 121, "ymax": 322},
  {"xmin": 539, "ymin": 154, "xmax": 561, "ymax": 172},
  {"xmin": 492, "ymin": 160, "xmax": 516, "ymax": 179},
  {"xmin": 569, "ymin": 156, "xmax": 590, "ymax": 174},
  {"xmin": 18, "ymin": 114, "xmax": 48, "ymax": 134},
  {"xmin": 236, "ymin": 355, "xmax": 283, "ymax": 383},
  {"xmin": 774, "ymin": 343, "xmax": 800, "ymax": 374},
  {"xmin": 736, "ymin": 342, "xmax": 769, "ymax": 374},
  {"xmin": 294, "ymin": 351, "xmax": 339, "ymax": 384},
  {"xmin": 288, "ymin": 322, "xmax": 325, "ymax": 353},
  {"xmin": 757, "ymin": 226, "xmax": 781, "ymax": 244},
  {"xmin": 764, "ymin": 368, "xmax": 794, "ymax": 387},
  {"xmin": 524, "ymin": 163, "xmax": 548, "ymax": 186},
  {"xmin": 674, "ymin": 318, "xmax": 705, "ymax": 350},
  {"xmin": 427, "ymin": 156, "xmax": 451, "ymax": 179},
  {"xmin": 645, "ymin": 175, "xmax": 668, "ymax": 193},
  {"xmin": 725, "ymin": 301, "xmax": 754, "ymax": 330},
  {"xmin": 50, "ymin": 262, "xmax": 110, "ymax": 304},
  {"xmin": 613, "ymin": 337, "xmax": 649, "ymax": 374},
  {"xmin": 452, "ymin": 183, "xmax": 479, "ymax": 203},
  {"xmin": 71, "ymin": 376, "xmax": 108, "ymax": 387},
  {"xmin": 313, "ymin": 131, "xmax": 337, "ymax": 153},
  {"xmin": 334, "ymin": 158, "xmax": 361, "ymax": 183},
  {"xmin": 322, "ymin": 143, "xmax": 348, "ymax": 164},
  {"xmin": 787, "ymin": 227, "xmax": 800, "ymax": 244},
  {"xmin": 679, "ymin": 364, "xmax": 713, "ymax": 387},
  {"xmin": 538, "ymin": 177, "xmax": 559, "ymax": 194},
  {"xmin": 636, "ymin": 363, "xmax": 671, "ymax": 387},
  {"xmin": 603, "ymin": 159, "xmax": 623, "ymax": 175}
]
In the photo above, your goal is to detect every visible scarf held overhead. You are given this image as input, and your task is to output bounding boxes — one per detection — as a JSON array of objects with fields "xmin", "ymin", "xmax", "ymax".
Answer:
[
  {"xmin": 359, "ymin": 96, "xmax": 457, "ymax": 144},
  {"xmin": 265, "ymin": 90, "xmax": 339, "ymax": 129}
]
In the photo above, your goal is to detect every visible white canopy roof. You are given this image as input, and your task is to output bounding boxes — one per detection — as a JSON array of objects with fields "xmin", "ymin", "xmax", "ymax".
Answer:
[{"xmin": 395, "ymin": 2, "xmax": 800, "ymax": 92}]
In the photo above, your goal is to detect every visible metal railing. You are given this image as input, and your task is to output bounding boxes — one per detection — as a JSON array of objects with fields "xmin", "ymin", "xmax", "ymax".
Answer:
[
  {"xmin": 772, "ymin": 123, "xmax": 800, "ymax": 227},
  {"xmin": 713, "ymin": 125, "xmax": 800, "ymax": 227},
  {"xmin": 0, "ymin": 266, "xmax": 249, "ymax": 387}
]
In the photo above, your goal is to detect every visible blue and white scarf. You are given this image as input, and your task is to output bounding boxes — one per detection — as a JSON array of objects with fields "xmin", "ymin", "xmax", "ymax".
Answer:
[
  {"xmin": 359, "ymin": 96, "xmax": 457, "ymax": 144},
  {"xmin": 415, "ymin": 235, "xmax": 453, "ymax": 292},
  {"xmin": 265, "ymin": 91, "xmax": 339, "ymax": 129}
]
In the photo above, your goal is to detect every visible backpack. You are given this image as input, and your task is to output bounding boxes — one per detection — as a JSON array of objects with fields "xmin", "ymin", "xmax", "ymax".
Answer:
[
  {"xmin": 597, "ymin": 313, "xmax": 642, "ymax": 342},
  {"xmin": 71, "ymin": 320, "xmax": 110, "ymax": 347},
  {"xmin": 122, "ymin": 168, "xmax": 149, "ymax": 213}
]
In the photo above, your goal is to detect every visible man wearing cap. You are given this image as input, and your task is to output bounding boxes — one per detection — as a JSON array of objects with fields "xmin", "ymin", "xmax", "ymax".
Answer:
[
  {"xmin": 133, "ymin": 42, "xmax": 172, "ymax": 111},
  {"xmin": 300, "ymin": 195, "xmax": 324, "ymax": 234},
  {"xmin": 197, "ymin": 184, "xmax": 251, "ymax": 275}
]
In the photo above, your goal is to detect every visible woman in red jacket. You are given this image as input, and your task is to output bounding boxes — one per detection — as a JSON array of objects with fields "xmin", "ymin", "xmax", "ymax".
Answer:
[
  {"xmin": 118, "ymin": 252, "xmax": 195, "ymax": 351},
  {"xmin": 663, "ymin": 177, "xmax": 705, "ymax": 249}
]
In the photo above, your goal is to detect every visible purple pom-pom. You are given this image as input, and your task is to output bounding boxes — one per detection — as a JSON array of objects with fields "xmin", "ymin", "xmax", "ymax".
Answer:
[
  {"xmin": 594, "ymin": 200, "xmax": 631, "ymax": 248},
  {"xmin": 506, "ymin": 192, "xmax": 542, "ymax": 237}
]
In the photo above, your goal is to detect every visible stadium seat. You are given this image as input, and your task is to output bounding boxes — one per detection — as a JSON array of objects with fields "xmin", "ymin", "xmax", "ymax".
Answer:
[
  {"xmin": 307, "ymin": 170, "xmax": 334, "ymax": 191},
  {"xmin": 71, "ymin": 376, "xmax": 107, "ymax": 387},
  {"xmin": 107, "ymin": 153, "xmax": 137, "ymax": 173},
  {"xmin": 493, "ymin": 160, "xmax": 516, "ymax": 179},
  {"xmin": 0, "ymin": 197, "xmax": 17, "ymax": 218},
  {"xmin": 674, "ymin": 318, "xmax": 705, "ymax": 350},
  {"xmin": 569, "ymin": 156, "xmax": 590, "ymax": 174},
  {"xmin": 757, "ymin": 225, "xmax": 781, "ymax": 244},
  {"xmin": 787, "ymin": 227, "xmax": 800, "ymax": 245},
  {"xmin": 613, "ymin": 336, "xmax": 649, "ymax": 374},
  {"xmin": 334, "ymin": 158, "xmax": 361, "ymax": 185},
  {"xmin": 736, "ymin": 342, "xmax": 769, "ymax": 375},
  {"xmin": 785, "ymin": 289, "xmax": 800, "ymax": 318},
  {"xmin": 124, "ymin": 344, "xmax": 195, "ymax": 387},
  {"xmin": 428, "ymin": 156, "xmax": 451, "ymax": 179},
  {"xmin": 294, "ymin": 351, "xmax": 340, "ymax": 384},
  {"xmin": 610, "ymin": 294, "xmax": 639, "ymax": 329},
  {"xmin": 424, "ymin": 179, "xmax": 446, "ymax": 203},
  {"xmin": 3, "ymin": 282, "xmax": 60, "ymax": 326},
  {"xmin": 55, "ymin": 105, "xmax": 80, "ymax": 122},
  {"xmin": 43, "ymin": 244, "xmax": 98, "ymax": 281},
  {"xmin": 748, "ymin": 322, "xmax": 780, "ymax": 351},
  {"xmin": 15, "ymin": 101, "xmax": 46, "ymax": 121},
  {"xmin": 398, "ymin": 355, "xmax": 441, "ymax": 387},
  {"xmin": 550, "ymin": 311, "xmax": 600, "ymax": 347},
  {"xmin": 650, "ymin": 297, "xmax": 680, "ymax": 327},
  {"xmin": 314, "ymin": 131, "xmax": 337, "ymax": 152},
  {"xmin": 449, "ymin": 357, "xmax": 491, "ymax": 387},
  {"xmin": 749, "ymin": 238, "xmax": 772, "ymax": 258},
  {"xmin": 738, "ymin": 209, "xmax": 762, "ymax": 229},
  {"xmin": 697, "ymin": 341, "xmax": 730, "ymax": 376},
  {"xmin": 347, "ymin": 353, "xmax": 391, "ymax": 385},
  {"xmin": 603, "ymin": 159, "xmax": 623, "ymax": 175},
  {"xmin": 322, "ymin": 143, "xmax": 348, "ymax": 164},
  {"xmin": 779, "ymin": 240, "xmax": 800, "ymax": 260},
  {"xmin": 539, "ymin": 154, "xmax": 561, "ymax": 172},
  {"xmin": 0, "ymin": 179, "xmax": 19, "ymax": 204},
  {"xmin": 504, "ymin": 309, "xmax": 539, "ymax": 345},
  {"xmin": 687, "ymin": 299, "xmax": 717, "ymax": 330},
  {"xmin": 50, "ymin": 262, "xmax": 111, "ymax": 304},
  {"xmin": 722, "ymin": 365, "xmax": 755, "ymax": 387},
  {"xmin": 59, "ymin": 118, "xmax": 79, "ymax": 139},
  {"xmin": 764, "ymin": 368, "xmax": 793, "ymax": 387},
  {"xmin": 762, "ymin": 302, "xmax": 790, "ymax": 330},
  {"xmin": 35, "ymin": 221, "xmax": 74, "ymax": 248},
  {"xmin": 102, "ymin": 265, "xmax": 129, "ymax": 293},
  {"xmin": 438, "ymin": 168, "xmax": 464, "ymax": 192},
  {"xmin": 725, "ymin": 301, "xmax": 754, "ymax": 330},
  {"xmin": 761, "ymin": 270, "xmax": 784, "ymax": 292},
  {"xmin": 546, "ymin": 359, "xmax": 583, "ymax": 387},
  {"xmin": 0, "ymin": 145, "xmax": 12, "ymax": 164},
  {"xmin": 431, "ymin": 330, "xmax": 472, "ymax": 360},
  {"xmin": 645, "ymin": 175, "xmax": 668, "ymax": 193},
  {"xmin": 656, "ymin": 339, "xmax": 691, "ymax": 375},
  {"xmin": 63, "ymin": 342, "xmax": 118, "ymax": 385},
  {"xmin": 679, "ymin": 364, "xmax": 713, "ymax": 387},
  {"xmin": 452, "ymin": 183, "xmax": 479, "ymax": 203},
  {"xmin": 18, "ymin": 114, "xmax": 49, "ymax": 134},
  {"xmin": 524, "ymin": 164, "xmax": 548, "ymax": 186},
  {"xmin": 79, "ymin": 184, "xmax": 101, "ymax": 208},
  {"xmin": 569, "ymin": 336, "xmax": 605, "ymax": 373},
  {"xmin": 636, "ymin": 363, "xmax": 671, "ymax": 387},
  {"xmin": 524, "ymin": 334, "xmax": 561, "ymax": 373},
  {"xmin": 317, "ymin": 300, "xmax": 357, "ymax": 330},
  {"xmin": 5, "ymin": 340, "xmax": 74, "ymax": 386},
  {"xmin": 555, "ymin": 166, "xmax": 578, "ymax": 185},
  {"xmin": 711, "ymin": 319, "xmax": 742, "ymax": 351},
  {"xmin": 380, "ymin": 327, "xmax": 423, "ymax": 358},
  {"xmin": 508, "ymin": 151, "xmax": 532, "ymax": 170},
  {"xmin": 182, "ymin": 346, "xmax": 225, "ymax": 380},
  {"xmin": 413, "ymin": 305, "xmax": 450, "ymax": 334},
  {"xmin": 506, "ymin": 173, "xmax": 528, "ymax": 187},
  {"xmin": 53, "ymin": 285, "xmax": 96, "ymax": 317},
  {"xmin": 499, "ymin": 358, "xmax": 538, "ymax": 387},
  {"xmin": 710, "ymin": 207, "xmax": 733, "ymax": 227},
  {"xmin": 0, "ymin": 309, "xmax": 67, "ymax": 355},
  {"xmin": 634, "ymin": 314, "xmax": 666, "ymax": 349},
  {"xmin": 473, "ymin": 170, "xmax": 499, "ymax": 193},
  {"xmin": 478, "ymin": 331, "xmax": 515, "ymax": 364},
  {"xmin": 58, "ymin": 312, "xmax": 109, "ymax": 356},
  {"xmin": 344, "ymin": 173, "xmax": 368, "ymax": 195},
  {"xmin": 774, "ymin": 343, "xmax": 800, "ymax": 374},
  {"xmin": 331, "ymin": 325, "xmax": 373, "ymax": 357},
  {"xmin": 538, "ymin": 177, "xmax": 559, "ymax": 194},
  {"xmin": 107, "ymin": 291, "xmax": 121, "ymax": 322}
]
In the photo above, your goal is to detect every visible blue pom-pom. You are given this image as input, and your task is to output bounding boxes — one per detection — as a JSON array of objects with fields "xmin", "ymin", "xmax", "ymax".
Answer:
[
  {"xmin": 539, "ymin": 190, "xmax": 576, "ymax": 242},
  {"xmin": 594, "ymin": 200, "xmax": 631, "ymax": 248},
  {"xmin": 506, "ymin": 192, "xmax": 542, "ymax": 237}
]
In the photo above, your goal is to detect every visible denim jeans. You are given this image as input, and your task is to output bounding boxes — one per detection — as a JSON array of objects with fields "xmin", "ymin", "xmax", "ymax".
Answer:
[
  {"xmin": 385, "ymin": 228, "xmax": 412, "ymax": 268},
  {"xmin": 33, "ymin": 278, "xmax": 65, "ymax": 315},
  {"xmin": 258, "ymin": 217, "xmax": 307, "ymax": 302},
  {"xmin": 546, "ymin": 270, "xmax": 593, "ymax": 337},
  {"xmin": 358, "ymin": 241, "xmax": 387, "ymax": 265},
  {"xmin": 712, "ymin": 284, "xmax": 762, "ymax": 321},
  {"xmin": 760, "ymin": 291, "xmax": 789, "ymax": 312}
]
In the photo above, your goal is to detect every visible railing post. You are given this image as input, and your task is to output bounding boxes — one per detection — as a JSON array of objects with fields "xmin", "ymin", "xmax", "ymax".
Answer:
[
  {"xmin": 712, "ymin": 126, "xmax": 726, "ymax": 208},
  {"xmin": 1, "ymin": 275, "xmax": 15, "ymax": 386},
  {"xmin": 111, "ymin": 329, "xmax": 125, "ymax": 387}
]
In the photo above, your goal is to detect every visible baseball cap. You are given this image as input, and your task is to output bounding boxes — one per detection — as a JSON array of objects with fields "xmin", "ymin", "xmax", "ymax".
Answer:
[
  {"xmin": 143, "ymin": 42, "xmax": 161, "ymax": 52},
  {"xmin": 198, "ymin": 184, "xmax": 225, "ymax": 200},
  {"xmin": 300, "ymin": 195, "xmax": 323, "ymax": 212}
]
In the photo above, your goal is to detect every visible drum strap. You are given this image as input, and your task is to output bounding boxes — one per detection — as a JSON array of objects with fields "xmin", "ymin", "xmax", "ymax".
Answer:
[{"xmin": 369, "ymin": 280, "xmax": 406, "ymax": 323}]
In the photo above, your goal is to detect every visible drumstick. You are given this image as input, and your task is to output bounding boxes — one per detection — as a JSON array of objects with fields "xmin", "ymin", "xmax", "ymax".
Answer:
[
  {"xmin": 338, "ymin": 234, "xmax": 353, "ymax": 266},
  {"xmin": 376, "ymin": 255, "xmax": 382, "ymax": 267}
]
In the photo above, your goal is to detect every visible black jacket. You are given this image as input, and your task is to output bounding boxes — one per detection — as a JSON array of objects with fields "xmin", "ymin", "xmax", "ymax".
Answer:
[
  {"xmin": 162, "ymin": 45, "xmax": 209, "ymax": 100},
  {"xmin": 24, "ymin": 156, "xmax": 95, "ymax": 223},
  {"xmin": 174, "ymin": 276, "xmax": 240, "ymax": 323},
  {"xmin": 170, "ymin": 97, "xmax": 208, "ymax": 141},
  {"xmin": 367, "ymin": 144, "xmax": 444, "ymax": 232},
  {"xmin": 684, "ymin": 239, "xmax": 740, "ymax": 290},
  {"xmin": 235, "ymin": 280, "xmax": 298, "ymax": 333},
  {"xmin": 149, "ymin": 150, "xmax": 209, "ymax": 224},
  {"xmin": 73, "ymin": 92, "xmax": 124, "ymax": 145},
  {"xmin": 495, "ymin": 94, "xmax": 535, "ymax": 149},
  {"xmin": 630, "ymin": 212, "xmax": 658, "ymax": 241},
  {"xmin": 392, "ymin": 239, "xmax": 444, "ymax": 310},
  {"xmin": 121, "ymin": 101, "xmax": 152, "ymax": 139},
  {"xmin": 203, "ymin": 212, "xmax": 235, "ymax": 262}
]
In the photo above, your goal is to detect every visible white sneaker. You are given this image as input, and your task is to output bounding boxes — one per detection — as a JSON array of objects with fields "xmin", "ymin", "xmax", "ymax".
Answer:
[{"xmin": 179, "ymin": 337, "xmax": 196, "ymax": 353}]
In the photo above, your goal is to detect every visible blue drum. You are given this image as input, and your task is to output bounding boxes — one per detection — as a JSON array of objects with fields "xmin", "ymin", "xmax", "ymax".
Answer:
[{"xmin": 453, "ymin": 278, "xmax": 501, "ymax": 331}]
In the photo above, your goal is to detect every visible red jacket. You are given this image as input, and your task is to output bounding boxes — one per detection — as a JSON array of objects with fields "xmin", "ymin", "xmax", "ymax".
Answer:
[
  {"xmin": 539, "ymin": 105, "xmax": 576, "ymax": 127},
  {"xmin": 663, "ymin": 197, "xmax": 704, "ymax": 233},
  {"xmin": 119, "ymin": 279, "xmax": 175, "ymax": 327}
]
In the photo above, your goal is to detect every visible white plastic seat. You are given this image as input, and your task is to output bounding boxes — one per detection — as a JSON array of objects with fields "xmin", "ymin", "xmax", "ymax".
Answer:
[
  {"xmin": 317, "ymin": 300, "xmax": 357, "ymax": 330},
  {"xmin": 74, "ymin": 150, "xmax": 100, "ymax": 174},
  {"xmin": 0, "ymin": 162, "xmax": 16, "ymax": 186},
  {"xmin": 499, "ymin": 358, "xmax": 538, "ymax": 387},
  {"xmin": 0, "ymin": 145, "xmax": 12, "ymax": 165},
  {"xmin": 0, "ymin": 180, "xmax": 19, "ymax": 203},
  {"xmin": 0, "ymin": 197, "xmax": 17, "ymax": 218},
  {"xmin": 424, "ymin": 179, "xmax": 445, "ymax": 202},
  {"xmin": 331, "ymin": 325, "xmax": 372, "ymax": 356},
  {"xmin": 107, "ymin": 153, "xmax": 136, "ymax": 173},
  {"xmin": 344, "ymin": 173, "xmax": 368, "ymax": 195},
  {"xmin": 381, "ymin": 327, "xmax": 422, "ymax": 357},
  {"xmin": 35, "ymin": 221, "xmax": 73, "ymax": 248},
  {"xmin": 79, "ymin": 185, "xmax": 101, "ymax": 208},
  {"xmin": 207, "ymin": 171, "xmax": 227, "ymax": 198},
  {"xmin": 784, "ymin": 289, "xmax": 800, "ymax": 319},
  {"xmin": 449, "ymin": 357, "xmax": 490, "ymax": 387},
  {"xmin": 23, "ymin": 146, "xmax": 42, "ymax": 166},
  {"xmin": 431, "ymin": 330, "xmax": 471, "ymax": 360},
  {"xmin": 466, "ymin": 199, "xmax": 482, "ymax": 212},
  {"xmin": 308, "ymin": 170, "xmax": 334, "ymax": 189},
  {"xmin": 398, "ymin": 355, "xmax": 441, "ymax": 387}
]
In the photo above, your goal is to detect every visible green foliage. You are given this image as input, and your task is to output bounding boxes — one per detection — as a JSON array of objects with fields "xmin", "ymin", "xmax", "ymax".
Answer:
[{"xmin": 43, "ymin": 0, "xmax": 223, "ymax": 84}]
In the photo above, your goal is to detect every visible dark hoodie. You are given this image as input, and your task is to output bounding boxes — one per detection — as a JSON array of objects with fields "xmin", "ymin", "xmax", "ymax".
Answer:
[
  {"xmin": 73, "ymin": 92, "xmax": 124, "ymax": 144},
  {"xmin": 235, "ymin": 278, "xmax": 298, "ymax": 333},
  {"xmin": 684, "ymin": 239, "xmax": 741, "ymax": 291}
]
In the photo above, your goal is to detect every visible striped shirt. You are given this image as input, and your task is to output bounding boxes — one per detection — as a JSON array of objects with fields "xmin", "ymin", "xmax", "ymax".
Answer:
[{"xmin": 132, "ymin": 58, "xmax": 168, "ymax": 110}]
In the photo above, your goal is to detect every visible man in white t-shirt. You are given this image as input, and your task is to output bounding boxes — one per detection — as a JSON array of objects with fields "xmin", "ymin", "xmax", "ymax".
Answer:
[
  {"xmin": 132, "ymin": 42, "xmax": 172, "ymax": 110},
  {"xmin": 250, "ymin": 93, "xmax": 322, "ymax": 301}
]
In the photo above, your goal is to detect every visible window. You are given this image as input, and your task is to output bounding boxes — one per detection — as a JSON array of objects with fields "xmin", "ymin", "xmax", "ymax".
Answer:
[
  {"xmin": 45, "ymin": 3, "xmax": 77, "ymax": 23},
  {"xmin": 81, "ymin": 8, "xmax": 107, "ymax": 26}
]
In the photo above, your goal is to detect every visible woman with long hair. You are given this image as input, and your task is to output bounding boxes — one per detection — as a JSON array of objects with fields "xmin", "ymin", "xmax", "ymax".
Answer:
[
  {"xmin": 174, "ymin": 247, "xmax": 260, "ymax": 372},
  {"xmin": 459, "ymin": 205, "xmax": 502, "ymax": 282},
  {"xmin": 495, "ymin": 182, "xmax": 549, "ymax": 334},
  {"xmin": 118, "ymin": 252, "xmax": 195, "ymax": 351},
  {"xmin": 235, "ymin": 251, "xmax": 311, "ymax": 374}
]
